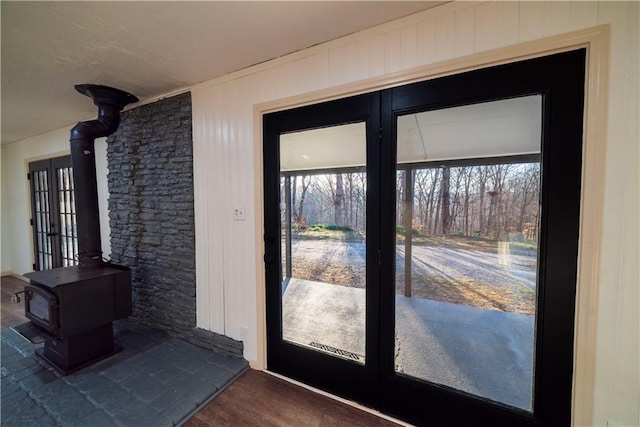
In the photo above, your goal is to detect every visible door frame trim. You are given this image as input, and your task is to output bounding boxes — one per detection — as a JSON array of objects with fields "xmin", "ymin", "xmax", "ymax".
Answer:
[{"xmin": 253, "ymin": 25, "xmax": 609, "ymax": 426}]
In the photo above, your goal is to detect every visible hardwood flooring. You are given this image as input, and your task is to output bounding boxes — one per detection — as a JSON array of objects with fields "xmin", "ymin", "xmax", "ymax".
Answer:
[
  {"xmin": 1, "ymin": 275, "xmax": 399, "ymax": 426},
  {"xmin": 1, "ymin": 275, "xmax": 28, "ymax": 329},
  {"xmin": 186, "ymin": 369, "xmax": 399, "ymax": 427}
]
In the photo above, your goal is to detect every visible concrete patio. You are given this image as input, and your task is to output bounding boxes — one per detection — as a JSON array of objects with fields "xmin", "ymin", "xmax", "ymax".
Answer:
[{"xmin": 282, "ymin": 278, "xmax": 534, "ymax": 410}]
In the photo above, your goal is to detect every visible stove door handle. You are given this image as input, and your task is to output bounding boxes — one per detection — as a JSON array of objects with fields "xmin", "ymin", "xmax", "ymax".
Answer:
[{"xmin": 11, "ymin": 291, "xmax": 28, "ymax": 304}]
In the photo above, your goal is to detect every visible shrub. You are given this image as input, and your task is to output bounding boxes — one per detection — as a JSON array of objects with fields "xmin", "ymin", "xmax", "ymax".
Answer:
[
  {"xmin": 396, "ymin": 225, "xmax": 420, "ymax": 236},
  {"xmin": 308, "ymin": 224, "xmax": 326, "ymax": 231},
  {"xmin": 325, "ymin": 224, "xmax": 352, "ymax": 232},
  {"xmin": 307, "ymin": 224, "xmax": 352, "ymax": 232}
]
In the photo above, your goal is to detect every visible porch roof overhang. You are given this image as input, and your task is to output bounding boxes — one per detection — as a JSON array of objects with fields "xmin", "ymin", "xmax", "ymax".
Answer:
[{"xmin": 280, "ymin": 95, "xmax": 542, "ymax": 173}]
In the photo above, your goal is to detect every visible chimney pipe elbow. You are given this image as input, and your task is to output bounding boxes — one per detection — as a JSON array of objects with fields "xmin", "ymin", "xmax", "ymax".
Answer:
[
  {"xmin": 70, "ymin": 84, "xmax": 137, "ymax": 270},
  {"xmin": 70, "ymin": 112, "xmax": 120, "ymax": 141}
]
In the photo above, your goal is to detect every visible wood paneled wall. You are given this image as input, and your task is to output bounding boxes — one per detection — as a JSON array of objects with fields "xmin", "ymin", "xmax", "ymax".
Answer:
[{"xmin": 191, "ymin": 2, "xmax": 638, "ymax": 426}]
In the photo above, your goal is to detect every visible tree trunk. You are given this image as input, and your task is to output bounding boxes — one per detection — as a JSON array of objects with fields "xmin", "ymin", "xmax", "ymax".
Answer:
[
  {"xmin": 463, "ymin": 168, "xmax": 471, "ymax": 236},
  {"xmin": 428, "ymin": 169, "xmax": 439, "ymax": 234},
  {"xmin": 478, "ymin": 167, "xmax": 486, "ymax": 235},
  {"xmin": 295, "ymin": 176, "xmax": 310, "ymax": 226},
  {"xmin": 334, "ymin": 174, "xmax": 344, "ymax": 226},
  {"xmin": 441, "ymin": 166, "xmax": 450, "ymax": 235},
  {"xmin": 291, "ymin": 176, "xmax": 297, "ymax": 223}
]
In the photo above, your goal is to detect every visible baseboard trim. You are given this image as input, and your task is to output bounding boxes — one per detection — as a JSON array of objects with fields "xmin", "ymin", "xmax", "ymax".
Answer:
[
  {"xmin": 1, "ymin": 272, "xmax": 28, "ymax": 282},
  {"xmin": 264, "ymin": 370, "xmax": 413, "ymax": 427}
]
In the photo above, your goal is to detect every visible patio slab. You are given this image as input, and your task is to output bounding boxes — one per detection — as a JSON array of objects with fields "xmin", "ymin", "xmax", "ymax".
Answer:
[
  {"xmin": 0, "ymin": 320, "xmax": 248, "ymax": 426},
  {"xmin": 282, "ymin": 278, "xmax": 534, "ymax": 410}
]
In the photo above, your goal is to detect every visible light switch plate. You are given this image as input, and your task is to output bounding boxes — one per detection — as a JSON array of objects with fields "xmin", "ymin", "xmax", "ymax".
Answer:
[{"xmin": 233, "ymin": 206, "xmax": 246, "ymax": 221}]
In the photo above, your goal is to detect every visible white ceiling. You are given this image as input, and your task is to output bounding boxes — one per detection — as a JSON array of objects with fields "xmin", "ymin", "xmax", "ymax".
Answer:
[
  {"xmin": 280, "ymin": 95, "xmax": 542, "ymax": 172},
  {"xmin": 1, "ymin": 1, "xmax": 445, "ymax": 145},
  {"xmin": 396, "ymin": 95, "xmax": 542, "ymax": 163}
]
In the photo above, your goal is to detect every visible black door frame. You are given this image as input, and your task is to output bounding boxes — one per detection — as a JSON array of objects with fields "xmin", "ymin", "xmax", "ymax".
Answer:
[
  {"xmin": 264, "ymin": 48, "xmax": 585, "ymax": 426},
  {"xmin": 263, "ymin": 92, "xmax": 382, "ymax": 407},
  {"xmin": 378, "ymin": 49, "xmax": 586, "ymax": 426}
]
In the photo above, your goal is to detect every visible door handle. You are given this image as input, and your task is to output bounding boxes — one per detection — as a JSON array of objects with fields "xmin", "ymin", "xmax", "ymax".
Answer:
[{"xmin": 46, "ymin": 232, "xmax": 58, "ymax": 236}]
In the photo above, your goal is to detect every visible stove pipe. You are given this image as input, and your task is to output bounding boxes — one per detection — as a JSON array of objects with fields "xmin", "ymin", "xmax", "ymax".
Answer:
[{"xmin": 70, "ymin": 84, "xmax": 138, "ymax": 270}]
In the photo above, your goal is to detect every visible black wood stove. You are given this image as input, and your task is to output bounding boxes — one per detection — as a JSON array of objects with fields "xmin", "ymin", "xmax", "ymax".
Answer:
[{"xmin": 20, "ymin": 84, "xmax": 138, "ymax": 374}]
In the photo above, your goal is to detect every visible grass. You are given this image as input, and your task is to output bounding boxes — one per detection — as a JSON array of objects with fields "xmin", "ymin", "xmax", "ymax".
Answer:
[
  {"xmin": 291, "ymin": 259, "xmax": 536, "ymax": 315},
  {"xmin": 289, "ymin": 226, "xmax": 365, "ymax": 242},
  {"xmin": 395, "ymin": 274, "xmax": 535, "ymax": 315},
  {"xmin": 398, "ymin": 234, "xmax": 538, "ymax": 254},
  {"xmin": 291, "ymin": 227, "xmax": 537, "ymax": 253},
  {"xmin": 287, "ymin": 228, "xmax": 537, "ymax": 315}
]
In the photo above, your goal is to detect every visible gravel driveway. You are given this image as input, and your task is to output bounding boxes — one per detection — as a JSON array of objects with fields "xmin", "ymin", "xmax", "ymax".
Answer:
[{"xmin": 287, "ymin": 237, "xmax": 537, "ymax": 314}]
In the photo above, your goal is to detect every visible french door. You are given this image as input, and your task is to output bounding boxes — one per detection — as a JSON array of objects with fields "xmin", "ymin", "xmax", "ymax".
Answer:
[
  {"xmin": 264, "ymin": 49, "xmax": 585, "ymax": 426},
  {"xmin": 28, "ymin": 155, "xmax": 78, "ymax": 270}
]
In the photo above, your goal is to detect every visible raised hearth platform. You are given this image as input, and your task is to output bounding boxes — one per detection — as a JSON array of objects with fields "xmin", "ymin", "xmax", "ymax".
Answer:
[{"xmin": 0, "ymin": 320, "xmax": 248, "ymax": 426}]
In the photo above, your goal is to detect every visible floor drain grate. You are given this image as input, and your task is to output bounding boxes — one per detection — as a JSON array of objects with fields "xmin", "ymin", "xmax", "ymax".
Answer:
[{"xmin": 308, "ymin": 342, "xmax": 362, "ymax": 361}]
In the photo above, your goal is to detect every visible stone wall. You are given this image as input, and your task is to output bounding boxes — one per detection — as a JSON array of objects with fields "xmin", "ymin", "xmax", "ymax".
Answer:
[{"xmin": 106, "ymin": 92, "xmax": 241, "ymax": 356}]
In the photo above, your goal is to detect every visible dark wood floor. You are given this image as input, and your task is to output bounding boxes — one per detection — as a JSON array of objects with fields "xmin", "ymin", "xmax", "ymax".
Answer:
[
  {"xmin": 186, "ymin": 369, "xmax": 400, "ymax": 427},
  {"xmin": 1, "ymin": 275, "xmax": 399, "ymax": 426},
  {"xmin": 1, "ymin": 275, "xmax": 28, "ymax": 329}
]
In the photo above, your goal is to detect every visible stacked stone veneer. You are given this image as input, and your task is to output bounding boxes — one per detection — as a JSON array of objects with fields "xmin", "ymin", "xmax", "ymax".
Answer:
[{"xmin": 106, "ymin": 92, "xmax": 241, "ymax": 356}]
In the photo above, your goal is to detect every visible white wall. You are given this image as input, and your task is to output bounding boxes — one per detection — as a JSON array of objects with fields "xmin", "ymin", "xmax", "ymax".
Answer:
[
  {"xmin": 1, "ymin": 148, "xmax": 10, "ymax": 274},
  {"xmin": 190, "ymin": 2, "xmax": 638, "ymax": 426},
  {"xmin": 1, "ymin": 130, "xmax": 110, "ymax": 274}
]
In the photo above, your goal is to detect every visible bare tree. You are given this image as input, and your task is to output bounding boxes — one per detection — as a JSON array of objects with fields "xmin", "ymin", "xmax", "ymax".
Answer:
[
  {"xmin": 460, "ymin": 167, "xmax": 474, "ymax": 236},
  {"xmin": 334, "ymin": 174, "xmax": 345, "ymax": 225},
  {"xmin": 292, "ymin": 175, "xmax": 311, "ymax": 226},
  {"xmin": 476, "ymin": 166, "xmax": 489, "ymax": 235},
  {"xmin": 428, "ymin": 168, "xmax": 440, "ymax": 234},
  {"xmin": 518, "ymin": 164, "xmax": 540, "ymax": 232},
  {"xmin": 286, "ymin": 161, "xmax": 540, "ymax": 241},
  {"xmin": 441, "ymin": 166, "xmax": 451, "ymax": 235}
]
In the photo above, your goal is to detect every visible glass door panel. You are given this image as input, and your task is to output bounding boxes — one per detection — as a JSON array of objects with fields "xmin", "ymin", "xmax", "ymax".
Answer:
[
  {"xmin": 57, "ymin": 166, "xmax": 78, "ymax": 267},
  {"xmin": 279, "ymin": 122, "xmax": 367, "ymax": 364},
  {"xmin": 31, "ymin": 167, "xmax": 54, "ymax": 270},
  {"xmin": 29, "ymin": 155, "xmax": 78, "ymax": 270},
  {"xmin": 394, "ymin": 96, "xmax": 542, "ymax": 411}
]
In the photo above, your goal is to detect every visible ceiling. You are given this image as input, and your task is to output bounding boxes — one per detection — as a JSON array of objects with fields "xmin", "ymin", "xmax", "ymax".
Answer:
[
  {"xmin": 280, "ymin": 95, "xmax": 542, "ymax": 172},
  {"xmin": 1, "ymin": 1, "xmax": 445, "ymax": 145}
]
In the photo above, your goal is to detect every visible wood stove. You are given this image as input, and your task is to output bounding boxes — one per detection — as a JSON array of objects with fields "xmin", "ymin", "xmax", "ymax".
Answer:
[
  {"xmin": 19, "ymin": 84, "xmax": 138, "ymax": 374},
  {"xmin": 24, "ymin": 265, "xmax": 132, "ymax": 373}
]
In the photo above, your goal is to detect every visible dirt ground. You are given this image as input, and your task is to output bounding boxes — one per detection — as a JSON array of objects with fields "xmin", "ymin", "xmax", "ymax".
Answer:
[{"xmin": 288, "ymin": 233, "xmax": 536, "ymax": 315}]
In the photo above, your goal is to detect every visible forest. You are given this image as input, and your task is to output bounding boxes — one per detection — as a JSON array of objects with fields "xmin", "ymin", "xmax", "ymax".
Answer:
[{"xmin": 282, "ymin": 161, "xmax": 541, "ymax": 243}]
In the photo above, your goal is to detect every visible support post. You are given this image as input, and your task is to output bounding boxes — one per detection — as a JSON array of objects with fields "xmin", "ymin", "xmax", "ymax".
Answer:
[
  {"xmin": 404, "ymin": 169, "xmax": 414, "ymax": 297},
  {"xmin": 284, "ymin": 176, "xmax": 293, "ymax": 278}
]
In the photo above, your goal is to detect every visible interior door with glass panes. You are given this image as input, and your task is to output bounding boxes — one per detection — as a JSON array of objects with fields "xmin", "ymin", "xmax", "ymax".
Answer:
[{"xmin": 29, "ymin": 155, "xmax": 78, "ymax": 270}]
